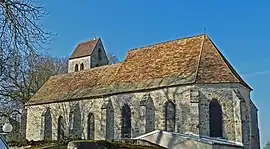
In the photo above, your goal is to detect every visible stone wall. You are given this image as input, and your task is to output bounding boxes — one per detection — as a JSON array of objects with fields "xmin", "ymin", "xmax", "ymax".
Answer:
[
  {"xmin": 26, "ymin": 83, "xmax": 259, "ymax": 149},
  {"xmin": 236, "ymin": 85, "xmax": 257, "ymax": 149},
  {"xmin": 250, "ymin": 102, "xmax": 260, "ymax": 149},
  {"xmin": 197, "ymin": 84, "xmax": 259, "ymax": 149},
  {"xmin": 68, "ymin": 56, "xmax": 91, "ymax": 73},
  {"xmin": 26, "ymin": 85, "xmax": 192, "ymax": 140},
  {"xmin": 90, "ymin": 40, "xmax": 109, "ymax": 68},
  {"xmin": 198, "ymin": 84, "xmax": 237, "ymax": 140}
]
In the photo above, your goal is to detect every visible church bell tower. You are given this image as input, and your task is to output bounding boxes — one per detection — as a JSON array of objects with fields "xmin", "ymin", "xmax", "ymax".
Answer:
[{"xmin": 68, "ymin": 37, "xmax": 109, "ymax": 73}]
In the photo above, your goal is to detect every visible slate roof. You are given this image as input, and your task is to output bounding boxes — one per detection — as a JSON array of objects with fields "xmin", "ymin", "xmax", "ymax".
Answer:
[
  {"xmin": 69, "ymin": 38, "xmax": 99, "ymax": 59},
  {"xmin": 26, "ymin": 34, "xmax": 251, "ymax": 105}
]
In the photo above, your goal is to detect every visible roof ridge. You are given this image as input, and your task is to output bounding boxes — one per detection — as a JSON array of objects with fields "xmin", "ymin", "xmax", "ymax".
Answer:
[
  {"xmin": 89, "ymin": 38, "xmax": 100, "ymax": 55},
  {"xmin": 128, "ymin": 34, "xmax": 206, "ymax": 52},
  {"xmin": 74, "ymin": 38, "xmax": 99, "ymax": 48},
  {"xmin": 194, "ymin": 34, "xmax": 206, "ymax": 83},
  {"xmin": 50, "ymin": 63, "xmax": 121, "ymax": 78},
  {"xmin": 81, "ymin": 37, "xmax": 100, "ymax": 44}
]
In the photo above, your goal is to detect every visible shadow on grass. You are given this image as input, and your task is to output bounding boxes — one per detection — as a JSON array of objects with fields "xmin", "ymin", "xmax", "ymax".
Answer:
[
  {"xmin": 9, "ymin": 139, "xmax": 165, "ymax": 149},
  {"xmin": 69, "ymin": 140, "xmax": 165, "ymax": 149}
]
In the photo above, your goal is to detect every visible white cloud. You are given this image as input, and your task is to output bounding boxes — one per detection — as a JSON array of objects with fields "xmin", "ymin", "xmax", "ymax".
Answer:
[{"xmin": 243, "ymin": 70, "xmax": 270, "ymax": 77}]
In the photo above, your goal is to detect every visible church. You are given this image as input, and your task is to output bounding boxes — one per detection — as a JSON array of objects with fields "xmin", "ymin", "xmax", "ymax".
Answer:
[{"xmin": 25, "ymin": 34, "xmax": 260, "ymax": 149}]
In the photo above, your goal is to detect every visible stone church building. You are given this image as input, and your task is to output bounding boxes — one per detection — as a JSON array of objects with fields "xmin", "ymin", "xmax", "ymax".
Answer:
[{"xmin": 25, "ymin": 34, "xmax": 260, "ymax": 149}]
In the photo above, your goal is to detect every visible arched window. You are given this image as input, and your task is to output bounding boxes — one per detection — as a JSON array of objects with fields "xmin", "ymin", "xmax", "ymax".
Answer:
[
  {"xmin": 105, "ymin": 100, "xmax": 114, "ymax": 139},
  {"xmin": 57, "ymin": 115, "xmax": 65, "ymax": 140},
  {"xmin": 98, "ymin": 48, "xmax": 102, "ymax": 60},
  {"xmin": 69, "ymin": 103, "xmax": 81, "ymax": 139},
  {"xmin": 121, "ymin": 104, "xmax": 131, "ymax": 138},
  {"xmin": 69, "ymin": 111, "xmax": 74, "ymax": 134},
  {"xmin": 80, "ymin": 63, "xmax": 84, "ymax": 70},
  {"xmin": 209, "ymin": 99, "xmax": 223, "ymax": 137},
  {"xmin": 75, "ymin": 64, "xmax": 79, "ymax": 72},
  {"xmin": 87, "ymin": 113, "xmax": 95, "ymax": 140},
  {"xmin": 41, "ymin": 108, "xmax": 52, "ymax": 140},
  {"xmin": 44, "ymin": 109, "xmax": 52, "ymax": 140},
  {"xmin": 165, "ymin": 101, "xmax": 175, "ymax": 132},
  {"xmin": 140, "ymin": 94, "xmax": 155, "ymax": 135}
]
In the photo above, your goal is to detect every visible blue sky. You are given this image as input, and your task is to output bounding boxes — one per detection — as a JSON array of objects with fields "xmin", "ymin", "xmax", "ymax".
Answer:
[{"xmin": 42, "ymin": 0, "xmax": 270, "ymax": 146}]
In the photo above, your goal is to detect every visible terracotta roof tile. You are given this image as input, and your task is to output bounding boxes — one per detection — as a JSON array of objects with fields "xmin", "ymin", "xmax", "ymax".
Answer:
[
  {"xmin": 195, "ymin": 36, "xmax": 251, "ymax": 90},
  {"xmin": 112, "ymin": 35, "xmax": 203, "ymax": 85},
  {"xmin": 27, "ymin": 34, "xmax": 251, "ymax": 105},
  {"xmin": 69, "ymin": 38, "xmax": 99, "ymax": 59}
]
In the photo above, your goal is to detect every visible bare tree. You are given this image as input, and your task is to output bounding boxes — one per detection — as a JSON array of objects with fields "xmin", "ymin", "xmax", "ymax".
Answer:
[
  {"xmin": 0, "ymin": 0, "xmax": 50, "ymax": 51},
  {"xmin": 107, "ymin": 52, "xmax": 119, "ymax": 64},
  {"xmin": 0, "ymin": 49, "xmax": 67, "ymax": 141},
  {"xmin": 0, "ymin": 0, "xmax": 51, "ymax": 80},
  {"xmin": 264, "ymin": 141, "xmax": 270, "ymax": 149},
  {"xmin": 0, "ymin": 52, "xmax": 67, "ymax": 114},
  {"xmin": 0, "ymin": 0, "xmax": 57, "ymax": 142},
  {"xmin": 28, "ymin": 54, "xmax": 68, "ymax": 94}
]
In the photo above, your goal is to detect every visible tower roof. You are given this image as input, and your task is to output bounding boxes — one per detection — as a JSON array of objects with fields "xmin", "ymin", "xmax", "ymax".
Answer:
[
  {"xmin": 27, "ymin": 34, "xmax": 251, "ymax": 105},
  {"xmin": 69, "ymin": 38, "xmax": 99, "ymax": 59}
]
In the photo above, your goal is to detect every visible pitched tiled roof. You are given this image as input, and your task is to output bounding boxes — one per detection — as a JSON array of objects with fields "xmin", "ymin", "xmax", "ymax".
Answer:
[
  {"xmin": 69, "ymin": 38, "xmax": 99, "ymax": 59},
  {"xmin": 27, "ymin": 34, "xmax": 251, "ymax": 105},
  {"xmin": 195, "ymin": 38, "xmax": 251, "ymax": 89}
]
